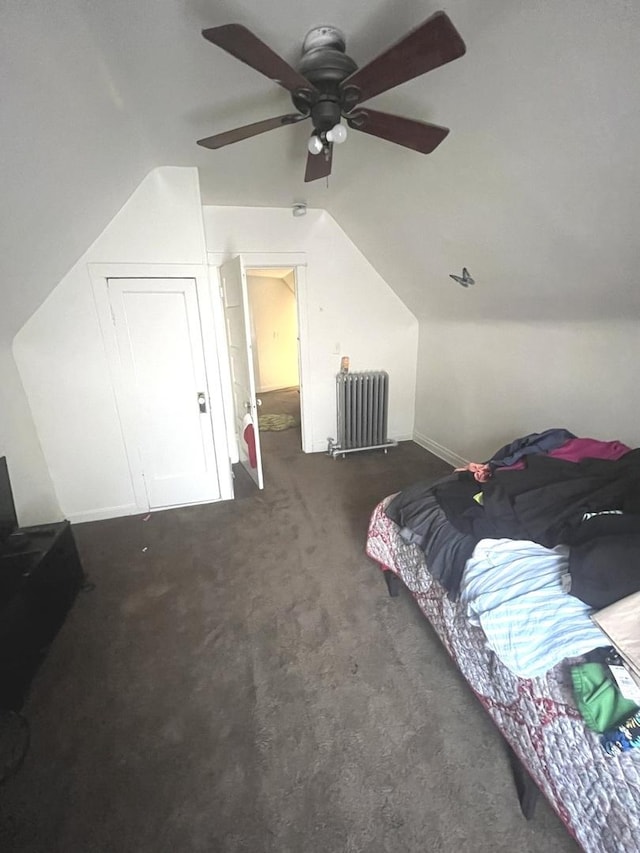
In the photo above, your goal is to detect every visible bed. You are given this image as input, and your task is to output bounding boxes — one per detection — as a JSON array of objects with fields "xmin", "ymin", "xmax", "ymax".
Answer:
[{"xmin": 366, "ymin": 483, "xmax": 640, "ymax": 853}]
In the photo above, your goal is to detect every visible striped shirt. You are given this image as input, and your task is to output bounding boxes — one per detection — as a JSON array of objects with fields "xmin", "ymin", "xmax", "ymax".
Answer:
[{"xmin": 460, "ymin": 539, "xmax": 607, "ymax": 678}]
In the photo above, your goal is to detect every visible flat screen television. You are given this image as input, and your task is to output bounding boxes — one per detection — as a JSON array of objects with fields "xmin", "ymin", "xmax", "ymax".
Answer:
[{"xmin": 0, "ymin": 456, "xmax": 19, "ymax": 543}]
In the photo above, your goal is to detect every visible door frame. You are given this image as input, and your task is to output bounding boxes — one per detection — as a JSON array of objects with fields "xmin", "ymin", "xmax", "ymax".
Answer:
[
  {"xmin": 89, "ymin": 262, "xmax": 234, "ymax": 510},
  {"xmin": 207, "ymin": 252, "xmax": 311, "ymax": 457}
]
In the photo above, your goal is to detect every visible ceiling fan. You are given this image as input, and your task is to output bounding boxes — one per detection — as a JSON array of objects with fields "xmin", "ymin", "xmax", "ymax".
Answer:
[{"xmin": 197, "ymin": 12, "xmax": 466, "ymax": 183}]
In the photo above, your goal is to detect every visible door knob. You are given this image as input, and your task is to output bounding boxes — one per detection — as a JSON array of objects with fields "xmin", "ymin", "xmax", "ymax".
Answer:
[{"xmin": 197, "ymin": 392, "xmax": 207, "ymax": 413}]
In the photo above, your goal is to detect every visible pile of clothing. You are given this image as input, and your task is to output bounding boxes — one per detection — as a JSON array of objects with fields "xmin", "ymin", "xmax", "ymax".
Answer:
[
  {"xmin": 385, "ymin": 429, "xmax": 640, "ymax": 756},
  {"xmin": 571, "ymin": 653, "xmax": 640, "ymax": 756}
]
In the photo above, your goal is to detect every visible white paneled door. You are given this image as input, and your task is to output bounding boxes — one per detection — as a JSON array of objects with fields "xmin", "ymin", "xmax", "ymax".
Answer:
[
  {"xmin": 219, "ymin": 257, "xmax": 264, "ymax": 489},
  {"xmin": 107, "ymin": 278, "xmax": 221, "ymax": 508}
]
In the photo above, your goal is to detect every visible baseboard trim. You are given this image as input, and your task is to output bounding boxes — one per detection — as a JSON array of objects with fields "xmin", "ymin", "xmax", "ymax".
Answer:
[
  {"xmin": 67, "ymin": 504, "xmax": 142, "ymax": 524},
  {"xmin": 68, "ymin": 493, "xmax": 234, "ymax": 524},
  {"xmin": 413, "ymin": 431, "xmax": 468, "ymax": 468}
]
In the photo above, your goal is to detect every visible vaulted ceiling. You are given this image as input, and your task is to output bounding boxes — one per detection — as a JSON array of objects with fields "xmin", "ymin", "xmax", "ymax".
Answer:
[{"xmin": 3, "ymin": 0, "xmax": 639, "ymax": 342}]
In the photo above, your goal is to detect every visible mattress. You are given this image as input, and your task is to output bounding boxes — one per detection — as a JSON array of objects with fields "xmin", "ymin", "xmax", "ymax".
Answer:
[{"xmin": 366, "ymin": 495, "xmax": 640, "ymax": 853}]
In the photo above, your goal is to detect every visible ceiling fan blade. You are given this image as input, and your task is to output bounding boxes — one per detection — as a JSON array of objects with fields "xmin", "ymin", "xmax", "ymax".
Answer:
[
  {"xmin": 202, "ymin": 24, "xmax": 317, "ymax": 95},
  {"xmin": 304, "ymin": 145, "xmax": 333, "ymax": 183},
  {"xmin": 341, "ymin": 11, "xmax": 466, "ymax": 105},
  {"xmin": 197, "ymin": 113, "xmax": 307, "ymax": 149},
  {"xmin": 347, "ymin": 108, "xmax": 449, "ymax": 154}
]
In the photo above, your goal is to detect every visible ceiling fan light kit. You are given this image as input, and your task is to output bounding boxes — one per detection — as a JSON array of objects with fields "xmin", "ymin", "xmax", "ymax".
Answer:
[
  {"xmin": 198, "ymin": 12, "xmax": 466, "ymax": 182},
  {"xmin": 307, "ymin": 122, "xmax": 346, "ymax": 157}
]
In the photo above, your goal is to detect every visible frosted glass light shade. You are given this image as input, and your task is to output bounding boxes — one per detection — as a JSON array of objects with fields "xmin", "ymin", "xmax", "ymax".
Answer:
[
  {"xmin": 307, "ymin": 135, "xmax": 324, "ymax": 155},
  {"xmin": 326, "ymin": 123, "xmax": 347, "ymax": 144}
]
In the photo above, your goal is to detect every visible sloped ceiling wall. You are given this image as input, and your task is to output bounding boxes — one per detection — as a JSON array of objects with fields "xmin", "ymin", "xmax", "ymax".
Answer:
[
  {"xmin": 3, "ymin": 0, "xmax": 639, "ymax": 337},
  {"xmin": 0, "ymin": 0, "xmax": 159, "ymax": 342},
  {"xmin": 325, "ymin": 1, "xmax": 640, "ymax": 323}
]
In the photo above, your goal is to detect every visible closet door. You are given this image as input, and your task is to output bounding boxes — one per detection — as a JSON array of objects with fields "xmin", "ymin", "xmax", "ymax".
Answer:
[{"xmin": 107, "ymin": 277, "xmax": 221, "ymax": 508}]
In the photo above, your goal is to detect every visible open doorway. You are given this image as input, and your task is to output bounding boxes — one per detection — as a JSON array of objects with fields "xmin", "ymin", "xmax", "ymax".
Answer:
[
  {"xmin": 246, "ymin": 267, "xmax": 302, "ymax": 454},
  {"xmin": 220, "ymin": 255, "xmax": 309, "ymax": 499}
]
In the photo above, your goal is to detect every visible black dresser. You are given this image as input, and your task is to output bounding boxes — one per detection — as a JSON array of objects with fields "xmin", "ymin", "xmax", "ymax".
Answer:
[{"xmin": 0, "ymin": 521, "xmax": 84, "ymax": 710}]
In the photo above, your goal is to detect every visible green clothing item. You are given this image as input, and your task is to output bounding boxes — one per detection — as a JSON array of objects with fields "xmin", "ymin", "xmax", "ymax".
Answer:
[{"xmin": 571, "ymin": 662, "xmax": 639, "ymax": 733}]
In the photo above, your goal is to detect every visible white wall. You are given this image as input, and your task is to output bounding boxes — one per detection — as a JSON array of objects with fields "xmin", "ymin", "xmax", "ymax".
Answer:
[
  {"xmin": 0, "ymin": 347, "xmax": 61, "ymax": 525},
  {"xmin": 203, "ymin": 207, "xmax": 418, "ymax": 452},
  {"xmin": 13, "ymin": 182, "xmax": 416, "ymax": 522},
  {"xmin": 247, "ymin": 275, "xmax": 299, "ymax": 393},
  {"xmin": 414, "ymin": 319, "xmax": 640, "ymax": 466},
  {"xmin": 1, "ymin": 0, "xmax": 158, "ymax": 523},
  {"xmin": 13, "ymin": 167, "xmax": 215, "ymax": 522}
]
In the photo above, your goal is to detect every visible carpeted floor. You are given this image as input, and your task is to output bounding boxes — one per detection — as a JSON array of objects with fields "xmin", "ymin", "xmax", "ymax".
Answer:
[{"xmin": 0, "ymin": 427, "xmax": 579, "ymax": 852}]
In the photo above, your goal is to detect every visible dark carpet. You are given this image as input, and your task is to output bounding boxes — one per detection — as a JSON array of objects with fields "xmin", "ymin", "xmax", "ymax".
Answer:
[{"xmin": 0, "ymin": 427, "xmax": 579, "ymax": 852}]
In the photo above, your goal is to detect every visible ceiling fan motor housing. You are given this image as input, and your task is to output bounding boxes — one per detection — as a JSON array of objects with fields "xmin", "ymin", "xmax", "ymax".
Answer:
[{"xmin": 296, "ymin": 26, "xmax": 357, "ymax": 131}]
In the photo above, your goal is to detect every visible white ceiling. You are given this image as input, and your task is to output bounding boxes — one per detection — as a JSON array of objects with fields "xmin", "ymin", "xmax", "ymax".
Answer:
[{"xmin": 3, "ymin": 0, "xmax": 640, "ymax": 341}]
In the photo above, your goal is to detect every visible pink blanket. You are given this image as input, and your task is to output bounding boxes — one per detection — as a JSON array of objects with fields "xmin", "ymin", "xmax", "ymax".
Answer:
[{"xmin": 499, "ymin": 437, "xmax": 631, "ymax": 473}]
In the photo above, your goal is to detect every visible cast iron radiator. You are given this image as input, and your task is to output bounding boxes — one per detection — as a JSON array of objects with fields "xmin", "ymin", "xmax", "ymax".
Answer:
[{"xmin": 327, "ymin": 371, "xmax": 397, "ymax": 458}]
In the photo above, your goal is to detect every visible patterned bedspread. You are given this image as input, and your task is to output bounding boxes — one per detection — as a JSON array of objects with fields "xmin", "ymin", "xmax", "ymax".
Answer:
[{"xmin": 366, "ymin": 496, "xmax": 640, "ymax": 853}]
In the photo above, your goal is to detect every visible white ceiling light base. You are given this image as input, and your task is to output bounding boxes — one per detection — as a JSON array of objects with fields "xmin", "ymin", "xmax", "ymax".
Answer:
[{"xmin": 302, "ymin": 26, "xmax": 346, "ymax": 54}]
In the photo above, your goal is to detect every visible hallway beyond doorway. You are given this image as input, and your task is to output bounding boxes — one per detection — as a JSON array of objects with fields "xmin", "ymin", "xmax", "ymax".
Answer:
[
  {"xmin": 258, "ymin": 386, "xmax": 302, "ymax": 462},
  {"xmin": 233, "ymin": 387, "xmax": 302, "ymax": 498}
]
